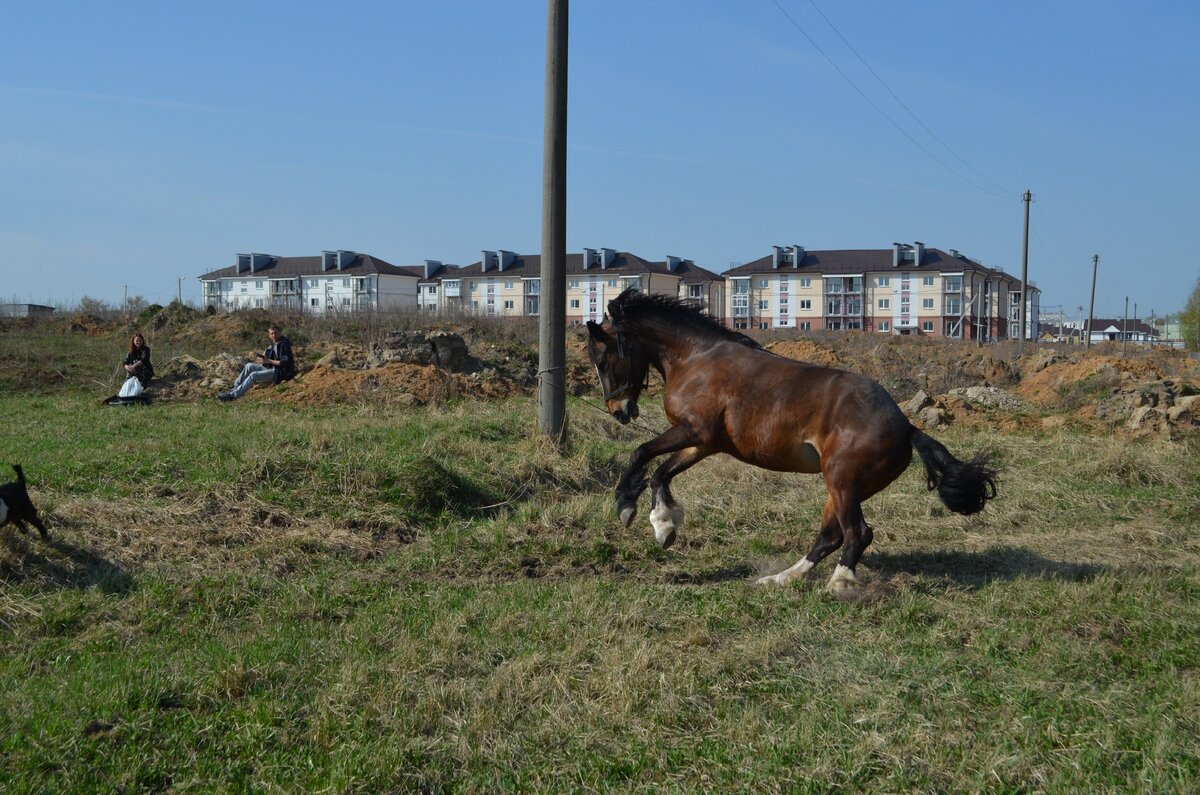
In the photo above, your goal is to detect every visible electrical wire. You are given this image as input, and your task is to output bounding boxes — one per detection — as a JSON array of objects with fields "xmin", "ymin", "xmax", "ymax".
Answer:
[
  {"xmin": 767, "ymin": 0, "xmax": 1015, "ymax": 201},
  {"xmin": 804, "ymin": 0, "xmax": 1014, "ymax": 198}
]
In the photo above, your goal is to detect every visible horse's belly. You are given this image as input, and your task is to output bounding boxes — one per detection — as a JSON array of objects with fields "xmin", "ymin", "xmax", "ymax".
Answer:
[{"xmin": 736, "ymin": 441, "xmax": 822, "ymax": 473}]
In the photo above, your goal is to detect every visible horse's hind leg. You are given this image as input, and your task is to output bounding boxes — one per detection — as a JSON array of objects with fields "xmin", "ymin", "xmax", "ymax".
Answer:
[
  {"xmin": 647, "ymin": 446, "xmax": 712, "ymax": 549},
  {"xmin": 825, "ymin": 490, "xmax": 873, "ymax": 594},
  {"xmin": 757, "ymin": 497, "xmax": 842, "ymax": 586}
]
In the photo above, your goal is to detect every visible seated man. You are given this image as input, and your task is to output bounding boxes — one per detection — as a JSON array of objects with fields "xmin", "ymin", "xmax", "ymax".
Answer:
[{"xmin": 218, "ymin": 323, "xmax": 296, "ymax": 401}]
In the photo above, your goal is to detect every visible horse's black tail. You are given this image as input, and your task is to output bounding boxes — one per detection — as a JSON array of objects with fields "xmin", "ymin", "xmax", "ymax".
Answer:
[
  {"xmin": 13, "ymin": 464, "xmax": 24, "ymax": 484},
  {"xmin": 910, "ymin": 428, "xmax": 997, "ymax": 515}
]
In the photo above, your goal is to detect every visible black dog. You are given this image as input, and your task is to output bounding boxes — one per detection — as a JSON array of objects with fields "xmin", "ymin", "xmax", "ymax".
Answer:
[{"xmin": 0, "ymin": 465, "xmax": 48, "ymax": 538}]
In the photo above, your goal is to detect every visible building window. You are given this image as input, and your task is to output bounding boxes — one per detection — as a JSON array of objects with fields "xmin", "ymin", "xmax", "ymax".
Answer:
[
  {"xmin": 570, "ymin": 299, "xmax": 579, "ymax": 309},
  {"xmin": 342, "ymin": 278, "xmax": 350, "ymax": 288},
  {"xmin": 878, "ymin": 276, "xmax": 890, "ymax": 287},
  {"xmin": 923, "ymin": 276, "xmax": 935, "ymax": 287},
  {"xmin": 608, "ymin": 279, "xmax": 617, "ymax": 288},
  {"xmin": 921, "ymin": 321, "xmax": 934, "ymax": 332},
  {"xmin": 428, "ymin": 286, "xmax": 437, "ymax": 294},
  {"xmin": 945, "ymin": 297, "xmax": 962, "ymax": 314},
  {"xmin": 568, "ymin": 279, "xmax": 579, "ymax": 288},
  {"xmin": 310, "ymin": 279, "xmax": 318, "ymax": 287},
  {"xmin": 254, "ymin": 299, "xmax": 263, "ymax": 308},
  {"xmin": 944, "ymin": 275, "xmax": 962, "ymax": 292},
  {"xmin": 310, "ymin": 298, "xmax": 319, "ymax": 307},
  {"xmin": 757, "ymin": 278, "xmax": 768, "ymax": 289},
  {"xmin": 470, "ymin": 281, "xmax": 477, "ymax": 290},
  {"xmin": 255, "ymin": 280, "xmax": 263, "ymax": 289},
  {"xmin": 879, "ymin": 298, "xmax": 890, "ymax": 309},
  {"xmin": 923, "ymin": 298, "xmax": 935, "ymax": 310},
  {"xmin": 759, "ymin": 322, "xmax": 769, "ymax": 330},
  {"xmin": 799, "ymin": 299, "xmax": 812, "ymax": 310},
  {"xmin": 878, "ymin": 321, "xmax": 890, "ymax": 332},
  {"xmin": 504, "ymin": 281, "xmax": 513, "ymax": 290},
  {"xmin": 758, "ymin": 299, "xmax": 769, "ymax": 311},
  {"xmin": 503, "ymin": 300, "xmax": 514, "ymax": 309},
  {"xmin": 800, "ymin": 277, "xmax": 811, "ymax": 288},
  {"xmin": 240, "ymin": 284, "xmax": 248, "ymax": 293},
  {"xmin": 799, "ymin": 321, "xmax": 812, "ymax": 331},
  {"xmin": 688, "ymin": 284, "xmax": 703, "ymax": 299}
]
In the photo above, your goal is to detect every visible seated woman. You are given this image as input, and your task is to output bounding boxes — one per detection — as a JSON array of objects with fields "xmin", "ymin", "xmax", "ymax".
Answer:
[{"xmin": 123, "ymin": 331, "xmax": 154, "ymax": 387}]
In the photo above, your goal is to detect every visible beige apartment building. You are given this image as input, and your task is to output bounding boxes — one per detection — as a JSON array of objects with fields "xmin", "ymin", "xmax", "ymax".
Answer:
[
  {"xmin": 724, "ymin": 243, "xmax": 1038, "ymax": 340},
  {"xmin": 419, "ymin": 248, "xmax": 725, "ymax": 324}
]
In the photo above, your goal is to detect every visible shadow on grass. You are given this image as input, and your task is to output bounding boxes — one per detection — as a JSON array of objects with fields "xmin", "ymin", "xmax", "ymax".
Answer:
[
  {"xmin": 664, "ymin": 564, "xmax": 757, "ymax": 585},
  {"xmin": 0, "ymin": 534, "xmax": 133, "ymax": 594},
  {"xmin": 868, "ymin": 545, "xmax": 1106, "ymax": 589}
]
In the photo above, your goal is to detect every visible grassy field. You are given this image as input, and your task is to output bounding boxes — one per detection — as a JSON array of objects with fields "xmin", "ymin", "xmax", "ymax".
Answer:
[{"xmin": 1, "ymin": 322, "xmax": 1199, "ymax": 792}]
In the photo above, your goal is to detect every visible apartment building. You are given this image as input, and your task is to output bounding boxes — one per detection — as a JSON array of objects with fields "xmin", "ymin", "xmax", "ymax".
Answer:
[
  {"xmin": 198, "ymin": 251, "xmax": 450, "ymax": 315},
  {"xmin": 423, "ymin": 248, "xmax": 725, "ymax": 324},
  {"xmin": 724, "ymin": 242, "xmax": 1038, "ymax": 340}
]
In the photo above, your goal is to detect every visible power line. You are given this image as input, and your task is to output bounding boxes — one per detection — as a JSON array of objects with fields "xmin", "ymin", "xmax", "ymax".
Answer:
[
  {"xmin": 804, "ymin": 0, "xmax": 1014, "ymax": 198},
  {"xmin": 767, "ymin": 0, "xmax": 1013, "ymax": 201}
]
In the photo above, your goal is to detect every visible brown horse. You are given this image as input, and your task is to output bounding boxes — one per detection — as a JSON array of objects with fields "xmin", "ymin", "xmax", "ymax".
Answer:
[{"xmin": 586, "ymin": 289, "xmax": 997, "ymax": 592}]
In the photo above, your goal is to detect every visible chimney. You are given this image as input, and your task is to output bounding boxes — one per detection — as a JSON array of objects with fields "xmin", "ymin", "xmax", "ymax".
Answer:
[
  {"xmin": 249, "ymin": 253, "xmax": 272, "ymax": 273},
  {"xmin": 772, "ymin": 245, "xmax": 784, "ymax": 269},
  {"xmin": 913, "ymin": 241, "xmax": 925, "ymax": 267},
  {"xmin": 423, "ymin": 259, "xmax": 442, "ymax": 279},
  {"xmin": 949, "ymin": 248, "xmax": 960, "ymax": 258},
  {"xmin": 791, "ymin": 245, "xmax": 805, "ymax": 267},
  {"xmin": 600, "ymin": 248, "xmax": 616, "ymax": 269},
  {"xmin": 498, "ymin": 250, "xmax": 516, "ymax": 271}
]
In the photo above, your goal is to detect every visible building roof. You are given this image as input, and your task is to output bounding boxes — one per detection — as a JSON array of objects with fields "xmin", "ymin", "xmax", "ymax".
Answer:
[
  {"xmin": 199, "ymin": 253, "xmax": 425, "ymax": 281},
  {"xmin": 724, "ymin": 247, "xmax": 1030, "ymax": 287},
  {"xmin": 1086, "ymin": 318, "xmax": 1159, "ymax": 336},
  {"xmin": 443, "ymin": 251, "xmax": 717, "ymax": 280}
]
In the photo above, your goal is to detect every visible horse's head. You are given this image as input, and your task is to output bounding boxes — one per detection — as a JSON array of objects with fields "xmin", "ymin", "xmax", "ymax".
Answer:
[{"xmin": 586, "ymin": 319, "xmax": 647, "ymax": 424}]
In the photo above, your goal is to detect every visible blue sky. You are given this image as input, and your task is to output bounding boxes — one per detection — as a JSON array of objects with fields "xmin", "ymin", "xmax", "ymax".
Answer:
[{"xmin": 2, "ymin": 0, "xmax": 1197, "ymax": 321}]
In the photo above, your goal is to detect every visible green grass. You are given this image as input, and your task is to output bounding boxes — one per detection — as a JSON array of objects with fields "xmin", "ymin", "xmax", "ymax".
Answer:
[{"xmin": 2, "ymin": 363, "xmax": 1199, "ymax": 790}]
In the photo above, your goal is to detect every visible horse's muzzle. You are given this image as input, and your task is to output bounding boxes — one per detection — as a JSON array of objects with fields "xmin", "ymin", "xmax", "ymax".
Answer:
[{"xmin": 610, "ymin": 399, "xmax": 639, "ymax": 425}]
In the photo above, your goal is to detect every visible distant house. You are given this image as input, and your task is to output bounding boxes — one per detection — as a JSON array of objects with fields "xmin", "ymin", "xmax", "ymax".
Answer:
[
  {"xmin": 198, "ymin": 251, "xmax": 451, "ymax": 315},
  {"xmin": 0, "ymin": 303, "xmax": 55, "ymax": 319},
  {"xmin": 1083, "ymin": 318, "xmax": 1160, "ymax": 344},
  {"xmin": 722, "ymin": 242, "xmax": 1038, "ymax": 340}
]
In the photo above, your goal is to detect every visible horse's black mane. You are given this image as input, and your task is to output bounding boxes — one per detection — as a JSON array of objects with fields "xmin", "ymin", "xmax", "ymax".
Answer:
[{"xmin": 608, "ymin": 289, "xmax": 761, "ymax": 349}]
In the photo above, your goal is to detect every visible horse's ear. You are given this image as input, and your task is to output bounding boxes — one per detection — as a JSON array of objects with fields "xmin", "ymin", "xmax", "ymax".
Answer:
[{"xmin": 585, "ymin": 320, "xmax": 605, "ymax": 340}]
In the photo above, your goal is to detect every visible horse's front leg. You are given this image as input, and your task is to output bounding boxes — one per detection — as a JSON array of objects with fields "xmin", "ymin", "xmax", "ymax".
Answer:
[
  {"xmin": 648, "ymin": 446, "xmax": 713, "ymax": 549},
  {"xmin": 615, "ymin": 424, "xmax": 700, "ymax": 532}
]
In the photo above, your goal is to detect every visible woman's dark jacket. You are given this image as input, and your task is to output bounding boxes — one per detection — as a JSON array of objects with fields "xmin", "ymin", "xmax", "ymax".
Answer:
[{"xmin": 124, "ymin": 346, "xmax": 154, "ymax": 386}]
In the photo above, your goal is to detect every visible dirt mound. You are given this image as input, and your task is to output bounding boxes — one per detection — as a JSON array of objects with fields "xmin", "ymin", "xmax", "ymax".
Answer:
[
  {"xmin": 1013, "ymin": 354, "xmax": 1176, "ymax": 407},
  {"xmin": 765, "ymin": 340, "xmax": 842, "ymax": 367}
]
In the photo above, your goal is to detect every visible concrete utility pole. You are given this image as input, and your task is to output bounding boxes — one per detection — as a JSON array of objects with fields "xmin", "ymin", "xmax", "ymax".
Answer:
[
  {"xmin": 177, "ymin": 277, "xmax": 182, "ymax": 305},
  {"xmin": 537, "ymin": 0, "xmax": 568, "ymax": 442},
  {"xmin": 1122, "ymin": 296, "xmax": 1129, "ymax": 356},
  {"xmin": 1019, "ymin": 189, "xmax": 1031, "ymax": 346},
  {"xmin": 123, "ymin": 284, "xmax": 128, "ymax": 317},
  {"xmin": 1085, "ymin": 255, "xmax": 1098, "ymax": 349}
]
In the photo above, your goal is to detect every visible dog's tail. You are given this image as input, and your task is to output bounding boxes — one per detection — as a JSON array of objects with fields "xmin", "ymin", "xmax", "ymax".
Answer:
[{"xmin": 13, "ymin": 464, "xmax": 24, "ymax": 484}]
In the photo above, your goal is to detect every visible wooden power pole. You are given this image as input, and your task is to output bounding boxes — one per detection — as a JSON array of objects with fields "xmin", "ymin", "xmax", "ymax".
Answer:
[
  {"xmin": 1085, "ymin": 255, "xmax": 1098, "ymax": 349},
  {"xmin": 537, "ymin": 0, "xmax": 568, "ymax": 442},
  {"xmin": 1019, "ymin": 190, "xmax": 1031, "ymax": 346}
]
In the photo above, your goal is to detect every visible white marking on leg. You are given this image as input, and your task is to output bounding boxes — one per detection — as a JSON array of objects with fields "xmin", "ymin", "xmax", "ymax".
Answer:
[
  {"xmin": 826, "ymin": 564, "xmax": 858, "ymax": 593},
  {"xmin": 756, "ymin": 557, "xmax": 814, "ymax": 586},
  {"xmin": 649, "ymin": 491, "xmax": 684, "ymax": 548}
]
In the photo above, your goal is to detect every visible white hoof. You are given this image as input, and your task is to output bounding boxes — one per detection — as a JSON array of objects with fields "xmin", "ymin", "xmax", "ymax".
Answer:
[
  {"xmin": 826, "ymin": 564, "xmax": 859, "ymax": 594},
  {"xmin": 650, "ymin": 500, "xmax": 684, "ymax": 549}
]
